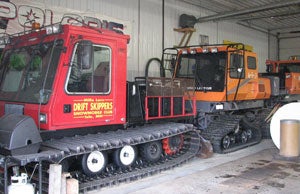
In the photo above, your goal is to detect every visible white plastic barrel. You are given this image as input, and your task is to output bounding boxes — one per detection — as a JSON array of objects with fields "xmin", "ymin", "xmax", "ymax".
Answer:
[
  {"xmin": 270, "ymin": 102, "xmax": 300, "ymax": 149},
  {"xmin": 280, "ymin": 119, "xmax": 300, "ymax": 157}
]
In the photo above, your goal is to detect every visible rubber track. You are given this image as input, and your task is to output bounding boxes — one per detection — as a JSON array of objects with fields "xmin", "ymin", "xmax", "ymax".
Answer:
[
  {"xmin": 258, "ymin": 108, "xmax": 273, "ymax": 139},
  {"xmin": 7, "ymin": 122, "xmax": 201, "ymax": 193},
  {"xmin": 200, "ymin": 115, "xmax": 261, "ymax": 154},
  {"xmin": 79, "ymin": 130, "xmax": 200, "ymax": 193}
]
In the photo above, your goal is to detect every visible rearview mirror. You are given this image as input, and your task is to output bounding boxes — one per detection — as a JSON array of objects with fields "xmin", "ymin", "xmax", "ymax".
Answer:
[
  {"xmin": 77, "ymin": 40, "xmax": 93, "ymax": 70},
  {"xmin": 232, "ymin": 53, "xmax": 240, "ymax": 69}
]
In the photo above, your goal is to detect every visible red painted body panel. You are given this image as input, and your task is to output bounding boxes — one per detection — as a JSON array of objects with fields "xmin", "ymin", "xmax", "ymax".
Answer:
[{"xmin": 0, "ymin": 25, "xmax": 129, "ymax": 130}]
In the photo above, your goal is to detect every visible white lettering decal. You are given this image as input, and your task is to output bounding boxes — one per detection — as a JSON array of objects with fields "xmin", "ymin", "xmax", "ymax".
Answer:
[{"xmin": 0, "ymin": 1, "xmax": 16, "ymax": 18}]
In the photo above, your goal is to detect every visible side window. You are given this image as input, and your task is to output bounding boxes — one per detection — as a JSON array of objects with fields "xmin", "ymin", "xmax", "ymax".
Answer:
[
  {"xmin": 177, "ymin": 55, "xmax": 196, "ymax": 78},
  {"xmin": 67, "ymin": 44, "xmax": 111, "ymax": 94},
  {"xmin": 230, "ymin": 53, "xmax": 245, "ymax": 78},
  {"xmin": 247, "ymin": 56, "xmax": 256, "ymax": 69}
]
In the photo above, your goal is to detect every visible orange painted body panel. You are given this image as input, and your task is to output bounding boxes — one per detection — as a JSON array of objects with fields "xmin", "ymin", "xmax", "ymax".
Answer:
[
  {"xmin": 265, "ymin": 59, "xmax": 300, "ymax": 95},
  {"xmin": 286, "ymin": 72, "xmax": 300, "ymax": 94},
  {"xmin": 266, "ymin": 59, "xmax": 300, "ymax": 73},
  {"xmin": 188, "ymin": 46, "xmax": 271, "ymax": 102},
  {"xmin": 195, "ymin": 77, "xmax": 271, "ymax": 102}
]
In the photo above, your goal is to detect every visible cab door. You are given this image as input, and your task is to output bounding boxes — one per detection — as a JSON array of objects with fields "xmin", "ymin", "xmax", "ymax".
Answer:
[{"xmin": 50, "ymin": 39, "xmax": 126, "ymax": 130}]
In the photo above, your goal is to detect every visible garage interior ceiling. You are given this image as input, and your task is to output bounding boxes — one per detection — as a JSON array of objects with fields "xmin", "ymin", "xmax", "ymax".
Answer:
[{"xmin": 182, "ymin": 0, "xmax": 300, "ymax": 37}]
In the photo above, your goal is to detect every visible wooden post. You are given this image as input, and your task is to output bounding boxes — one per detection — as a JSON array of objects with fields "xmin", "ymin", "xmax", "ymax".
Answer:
[
  {"xmin": 48, "ymin": 164, "xmax": 62, "ymax": 194},
  {"xmin": 61, "ymin": 172, "xmax": 71, "ymax": 194},
  {"xmin": 67, "ymin": 178, "xmax": 79, "ymax": 194}
]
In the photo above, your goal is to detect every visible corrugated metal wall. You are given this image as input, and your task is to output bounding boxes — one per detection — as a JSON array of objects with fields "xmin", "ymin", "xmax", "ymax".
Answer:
[
  {"xmin": 28, "ymin": 0, "xmax": 274, "ymax": 78},
  {"xmin": 198, "ymin": 21, "xmax": 270, "ymax": 72},
  {"xmin": 268, "ymin": 34, "xmax": 278, "ymax": 61},
  {"xmin": 279, "ymin": 37, "xmax": 300, "ymax": 60}
]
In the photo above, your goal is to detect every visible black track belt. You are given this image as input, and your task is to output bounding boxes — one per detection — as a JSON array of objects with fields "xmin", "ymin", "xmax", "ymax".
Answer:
[{"xmin": 1, "ymin": 122, "xmax": 201, "ymax": 193}]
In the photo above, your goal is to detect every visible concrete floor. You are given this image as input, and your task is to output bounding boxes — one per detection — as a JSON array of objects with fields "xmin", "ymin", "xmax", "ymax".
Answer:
[{"xmin": 88, "ymin": 140, "xmax": 300, "ymax": 194}]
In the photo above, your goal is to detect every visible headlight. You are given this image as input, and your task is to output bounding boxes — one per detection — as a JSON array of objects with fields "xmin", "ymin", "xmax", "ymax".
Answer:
[
  {"xmin": 182, "ymin": 50, "xmax": 188, "ymax": 54},
  {"xmin": 190, "ymin": 49, "xmax": 197, "ymax": 54},
  {"xmin": 0, "ymin": 36, "xmax": 10, "ymax": 45},
  {"xmin": 39, "ymin": 113, "xmax": 47, "ymax": 123},
  {"xmin": 46, "ymin": 24, "xmax": 62, "ymax": 34},
  {"xmin": 202, "ymin": 48, "xmax": 209, "ymax": 53},
  {"xmin": 211, "ymin": 48, "xmax": 218, "ymax": 53}
]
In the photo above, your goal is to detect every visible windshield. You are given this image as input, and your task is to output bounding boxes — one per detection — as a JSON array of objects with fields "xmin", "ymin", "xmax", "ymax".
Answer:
[
  {"xmin": 279, "ymin": 63, "xmax": 300, "ymax": 73},
  {"xmin": 176, "ymin": 52, "xmax": 227, "ymax": 92},
  {"xmin": 0, "ymin": 40, "xmax": 63, "ymax": 104}
]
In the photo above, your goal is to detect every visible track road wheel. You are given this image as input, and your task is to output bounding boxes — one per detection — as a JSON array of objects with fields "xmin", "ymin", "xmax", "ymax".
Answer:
[
  {"xmin": 162, "ymin": 134, "xmax": 184, "ymax": 155},
  {"xmin": 246, "ymin": 129, "xmax": 253, "ymax": 139},
  {"xmin": 113, "ymin": 145, "xmax": 137, "ymax": 168},
  {"xmin": 240, "ymin": 131, "xmax": 248, "ymax": 143},
  {"xmin": 222, "ymin": 135, "xmax": 231, "ymax": 150},
  {"xmin": 140, "ymin": 141, "xmax": 163, "ymax": 162},
  {"xmin": 81, "ymin": 151, "xmax": 108, "ymax": 176}
]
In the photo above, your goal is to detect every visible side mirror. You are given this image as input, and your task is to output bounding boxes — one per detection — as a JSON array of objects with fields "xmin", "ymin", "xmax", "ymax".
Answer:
[
  {"xmin": 232, "ymin": 53, "xmax": 240, "ymax": 69},
  {"xmin": 266, "ymin": 64, "xmax": 272, "ymax": 73},
  {"xmin": 77, "ymin": 40, "xmax": 93, "ymax": 70},
  {"xmin": 39, "ymin": 43, "xmax": 49, "ymax": 56}
]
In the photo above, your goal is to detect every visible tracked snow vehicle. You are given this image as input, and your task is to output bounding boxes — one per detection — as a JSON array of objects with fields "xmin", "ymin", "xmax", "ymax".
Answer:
[
  {"xmin": 162, "ymin": 43, "xmax": 299, "ymax": 154},
  {"xmin": 0, "ymin": 15, "xmax": 205, "ymax": 193}
]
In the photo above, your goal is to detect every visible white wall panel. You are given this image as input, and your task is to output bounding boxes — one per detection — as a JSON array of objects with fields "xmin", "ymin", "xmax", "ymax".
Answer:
[
  {"xmin": 6, "ymin": 0, "xmax": 276, "ymax": 78},
  {"xmin": 138, "ymin": 0, "xmax": 163, "ymax": 77},
  {"xmin": 268, "ymin": 34, "xmax": 278, "ymax": 61},
  {"xmin": 279, "ymin": 37, "xmax": 300, "ymax": 60},
  {"xmin": 47, "ymin": 0, "xmax": 140, "ymax": 79},
  {"xmin": 163, "ymin": 2, "xmax": 272, "ymax": 73},
  {"xmin": 212, "ymin": 21, "xmax": 269, "ymax": 72}
]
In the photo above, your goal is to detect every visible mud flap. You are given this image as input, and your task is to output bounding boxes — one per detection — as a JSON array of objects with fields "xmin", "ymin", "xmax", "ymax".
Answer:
[
  {"xmin": 196, "ymin": 135, "xmax": 213, "ymax": 158},
  {"xmin": 0, "ymin": 114, "xmax": 42, "ymax": 156}
]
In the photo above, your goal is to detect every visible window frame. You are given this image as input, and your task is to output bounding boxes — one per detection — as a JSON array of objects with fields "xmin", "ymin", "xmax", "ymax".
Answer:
[
  {"xmin": 65, "ymin": 43, "xmax": 112, "ymax": 95},
  {"xmin": 229, "ymin": 53, "xmax": 245, "ymax": 79},
  {"xmin": 247, "ymin": 56, "xmax": 257, "ymax": 70}
]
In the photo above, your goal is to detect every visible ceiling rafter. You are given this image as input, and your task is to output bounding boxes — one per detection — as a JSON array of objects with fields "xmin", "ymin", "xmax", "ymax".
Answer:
[{"xmin": 181, "ymin": 0, "xmax": 300, "ymax": 36}]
